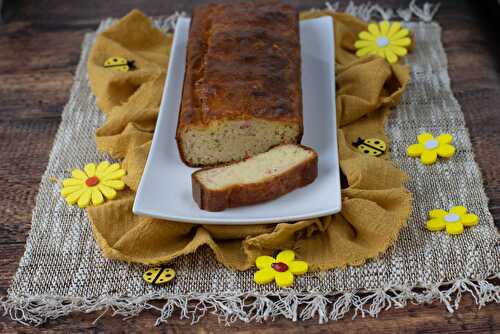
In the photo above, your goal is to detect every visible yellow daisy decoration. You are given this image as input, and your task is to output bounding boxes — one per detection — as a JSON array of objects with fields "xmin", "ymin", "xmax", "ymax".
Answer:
[
  {"xmin": 60, "ymin": 161, "xmax": 126, "ymax": 208},
  {"xmin": 407, "ymin": 132, "xmax": 456, "ymax": 165},
  {"xmin": 426, "ymin": 206, "xmax": 479, "ymax": 235},
  {"xmin": 254, "ymin": 250, "xmax": 308, "ymax": 288},
  {"xmin": 355, "ymin": 21, "xmax": 412, "ymax": 64}
]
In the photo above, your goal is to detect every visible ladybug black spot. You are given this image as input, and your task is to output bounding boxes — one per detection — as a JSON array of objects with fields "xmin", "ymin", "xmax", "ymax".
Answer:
[
  {"xmin": 374, "ymin": 141, "xmax": 380, "ymax": 144},
  {"xmin": 146, "ymin": 272, "xmax": 152, "ymax": 276},
  {"xmin": 113, "ymin": 58, "xmax": 117, "ymax": 61},
  {"xmin": 364, "ymin": 150, "xmax": 370, "ymax": 154}
]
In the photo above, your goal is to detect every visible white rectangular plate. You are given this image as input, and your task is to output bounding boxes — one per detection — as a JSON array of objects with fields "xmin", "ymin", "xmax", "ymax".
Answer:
[{"xmin": 133, "ymin": 16, "xmax": 340, "ymax": 224}]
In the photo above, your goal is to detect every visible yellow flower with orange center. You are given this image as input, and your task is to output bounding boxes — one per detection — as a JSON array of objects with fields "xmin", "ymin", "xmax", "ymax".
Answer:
[
  {"xmin": 60, "ymin": 161, "xmax": 126, "ymax": 208},
  {"xmin": 254, "ymin": 250, "xmax": 308, "ymax": 288}
]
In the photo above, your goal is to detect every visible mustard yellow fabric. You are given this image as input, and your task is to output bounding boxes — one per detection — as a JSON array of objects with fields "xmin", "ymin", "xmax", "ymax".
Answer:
[{"xmin": 86, "ymin": 9, "xmax": 411, "ymax": 271}]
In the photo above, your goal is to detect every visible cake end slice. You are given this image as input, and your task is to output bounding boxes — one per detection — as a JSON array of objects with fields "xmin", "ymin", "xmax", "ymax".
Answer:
[{"xmin": 192, "ymin": 144, "xmax": 318, "ymax": 211}]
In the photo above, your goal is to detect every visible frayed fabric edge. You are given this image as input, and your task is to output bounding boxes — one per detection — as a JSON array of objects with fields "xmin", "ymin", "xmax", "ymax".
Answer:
[
  {"xmin": 324, "ymin": 0, "xmax": 440, "ymax": 22},
  {"xmin": 2, "ymin": 275, "xmax": 499, "ymax": 327},
  {"xmin": 96, "ymin": 0, "xmax": 441, "ymax": 34}
]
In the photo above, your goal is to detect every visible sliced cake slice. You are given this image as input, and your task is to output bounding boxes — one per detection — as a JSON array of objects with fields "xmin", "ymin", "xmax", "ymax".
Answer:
[{"xmin": 191, "ymin": 144, "xmax": 318, "ymax": 211}]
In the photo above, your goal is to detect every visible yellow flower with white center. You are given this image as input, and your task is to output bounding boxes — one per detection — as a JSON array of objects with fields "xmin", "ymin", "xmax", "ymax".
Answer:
[
  {"xmin": 355, "ymin": 21, "xmax": 412, "ymax": 64},
  {"xmin": 426, "ymin": 206, "xmax": 479, "ymax": 235},
  {"xmin": 60, "ymin": 161, "xmax": 126, "ymax": 208},
  {"xmin": 253, "ymin": 250, "xmax": 308, "ymax": 288},
  {"xmin": 407, "ymin": 132, "xmax": 456, "ymax": 165}
]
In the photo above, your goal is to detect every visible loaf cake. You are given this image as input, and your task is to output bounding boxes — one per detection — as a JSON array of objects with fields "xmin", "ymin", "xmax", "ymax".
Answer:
[
  {"xmin": 176, "ymin": 1, "xmax": 303, "ymax": 167},
  {"xmin": 192, "ymin": 144, "xmax": 317, "ymax": 211}
]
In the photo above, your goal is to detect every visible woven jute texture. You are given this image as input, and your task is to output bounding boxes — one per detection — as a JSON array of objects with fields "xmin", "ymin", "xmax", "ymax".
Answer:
[{"xmin": 2, "ymin": 12, "xmax": 499, "ymax": 326}]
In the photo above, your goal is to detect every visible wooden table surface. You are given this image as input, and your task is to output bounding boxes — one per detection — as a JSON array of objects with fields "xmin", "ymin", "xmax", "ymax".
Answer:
[{"xmin": 0, "ymin": 0, "xmax": 499, "ymax": 332}]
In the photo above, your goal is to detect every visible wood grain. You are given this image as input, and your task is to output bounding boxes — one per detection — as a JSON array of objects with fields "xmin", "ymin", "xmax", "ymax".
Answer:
[{"xmin": 0, "ymin": 0, "xmax": 498, "ymax": 332}]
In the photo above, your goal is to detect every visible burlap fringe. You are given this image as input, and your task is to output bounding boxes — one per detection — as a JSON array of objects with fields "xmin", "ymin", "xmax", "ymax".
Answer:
[
  {"xmin": 97, "ymin": 0, "xmax": 441, "ymax": 34},
  {"xmin": 326, "ymin": 0, "xmax": 440, "ymax": 22},
  {"xmin": 4, "ymin": 1, "xmax": 500, "ymax": 328},
  {"xmin": 1, "ymin": 275, "xmax": 499, "ymax": 326}
]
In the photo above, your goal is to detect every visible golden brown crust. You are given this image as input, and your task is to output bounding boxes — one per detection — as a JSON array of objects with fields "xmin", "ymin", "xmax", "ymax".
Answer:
[
  {"xmin": 192, "ymin": 145, "xmax": 318, "ymax": 212},
  {"xmin": 177, "ymin": 1, "xmax": 303, "ymax": 160}
]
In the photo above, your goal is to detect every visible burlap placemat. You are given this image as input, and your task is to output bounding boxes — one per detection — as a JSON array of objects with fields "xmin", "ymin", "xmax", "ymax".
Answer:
[{"xmin": 2, "ymin": 3, "xmax": 499, "ymax": 326}]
